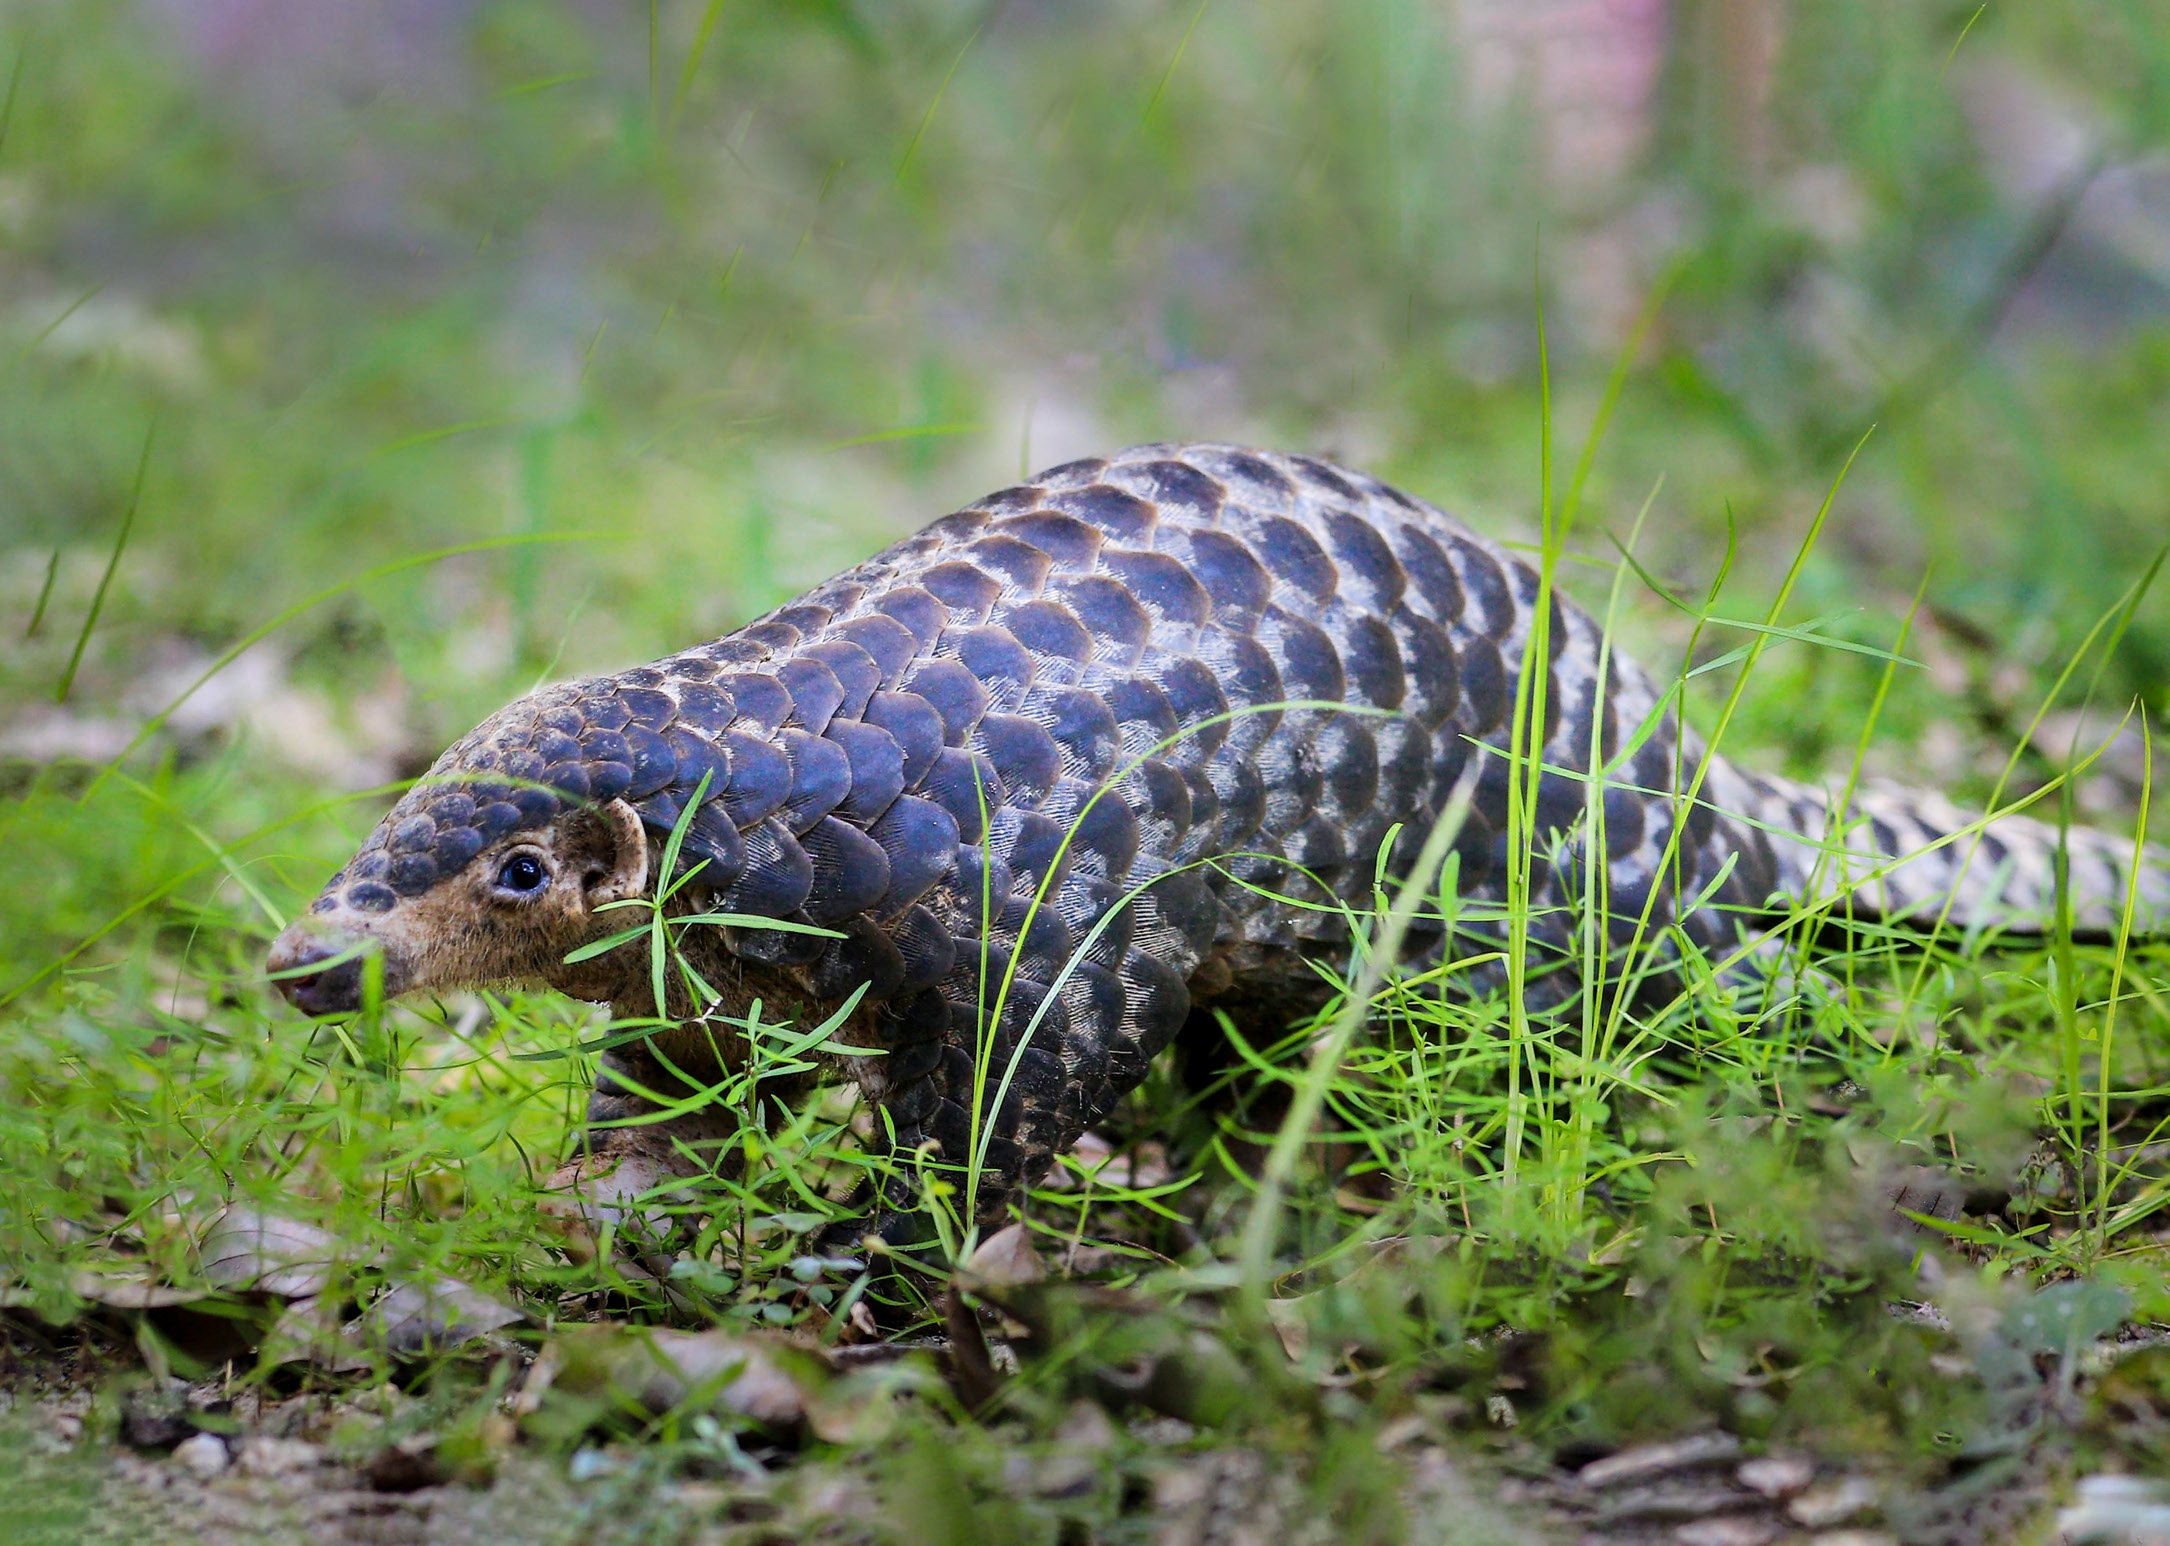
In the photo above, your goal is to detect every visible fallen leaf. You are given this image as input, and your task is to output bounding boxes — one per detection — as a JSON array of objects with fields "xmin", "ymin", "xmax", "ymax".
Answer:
[
  {"xmin": 1576, "ymin": 1431, "xmax": 1742, "ymax": 1489},
  {"xmin": 1266, "ymin": 1298, "xmax": 1308, "ymax": 1362},
  {"xmin": 353, "ymin": 1275, "xmax": 525, "ymax": 1356},
  {"xmin": 71, "ymin": 1270, "xmax": 206, "ymax": 1310},
  {"xmin": 944, "ymin": 1288, "xmax": 1002, "ymax": 1413},
  {"xmin": 198, "ymin": 1206, "xmax": 348, "ymax": 1299},
  {"xmin": 545, "ymin": 1325, "xmax": 830, "ymax": 1433},
  {"xmin": 961, "ymin": 1223, "xmax": 1045, "ymax": 1289}
]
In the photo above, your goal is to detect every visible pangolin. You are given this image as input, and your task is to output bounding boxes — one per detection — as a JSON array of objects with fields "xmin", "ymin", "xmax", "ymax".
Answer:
[{"xmin": 267, "ymin": 443, "xmax": 2168, "ymax": 1245}]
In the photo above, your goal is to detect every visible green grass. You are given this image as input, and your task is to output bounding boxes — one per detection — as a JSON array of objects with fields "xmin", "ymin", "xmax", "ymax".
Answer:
[{"xmin": 5, "ymin": 1, "xmax": 2170, "ymax": 1538}]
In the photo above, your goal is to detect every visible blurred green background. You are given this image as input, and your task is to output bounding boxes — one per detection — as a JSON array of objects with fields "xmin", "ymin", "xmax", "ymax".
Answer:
[{"xmin": 2, "ymin": 0, "xmax": 2167, "ymax": 974}]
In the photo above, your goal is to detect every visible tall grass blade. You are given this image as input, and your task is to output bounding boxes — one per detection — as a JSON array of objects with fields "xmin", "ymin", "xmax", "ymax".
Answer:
[
  {"xmin": 896, "ymin": 25, "xmax": 981, "ymax": 179},
  {"xmin": 3, "ymin": 282, "xmax": 106, "ymax": 377},
  {"xmin": 24, "ymin": 548, "xmax": 58, "ymax": 639},
  {"xmin": 58, "ymin": 422, "xmax": 153, "ymax": 704},
  {"xmin": 671, "ymin": 0, "xmax": 734, "ymax": 128}
]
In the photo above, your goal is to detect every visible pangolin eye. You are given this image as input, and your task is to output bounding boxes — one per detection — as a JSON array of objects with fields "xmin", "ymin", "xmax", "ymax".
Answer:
[{"xmin": 494, "ymin": 852, "xmax": 550, "ymax": 896}]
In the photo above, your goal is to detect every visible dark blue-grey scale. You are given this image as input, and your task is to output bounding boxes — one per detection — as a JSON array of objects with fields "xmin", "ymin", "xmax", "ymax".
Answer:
[{"xmin": 343, "ymin": 443, "xmax": 2032, "ymax": 1220}]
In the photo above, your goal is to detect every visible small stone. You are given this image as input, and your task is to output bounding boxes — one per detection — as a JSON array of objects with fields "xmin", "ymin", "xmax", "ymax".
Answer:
[
  {"xmin": 671, "ymin": 1481, "xmax": 730, "ymax": 1512},
  {"xmin": 174, "ymin": 1432, "xmax": 230, "ymax": 1480},
  {"xmin": 1787, "ymin": 1476, "xmax": 1879, "ymax": 1529},
  {"xmin": 1806, "ymin": 1533, "xmax": 1896, "ymax": 1546},
  {"xmin": 568, "ymin": 1447, "xmax": 621, "ymax": 1483},
  {"xmin": 1128, "ymin": 1416, "xmax": 1195, "ymax": 1446},
  {"xmin": 2075, "ymin": 1475, "xmax": 2166, "ymax": 1503},
  {"xmin": 301, "ymin": 1489, "xmax": 423, "ymax": 1524},
  {"xmin": 1675, "ymin": 1517, "xmax": 1779, "ymax": 1546},
  {"xmin": 1027, "ymin": 1451, "xmax": 1099, "ymax": 1500},
  {"xmin": 1485, "ymin": 1394, "xmax": 1517, "ymax": 1429},
  {"xmin": 1053, "ymin": 1400, "xmax": 1118, "ymax": 1452},
  {"xmin": 236, "ymin": 1435, "xmax": 325, "ymax": 1477},
  {"xmin": 1736, "ymin": 1453, "xmax": 1815, "ymax": 1499},
  {"xmin": 2053, "ymin": 1474, "xmax": 2170, "ymax": 1544}
]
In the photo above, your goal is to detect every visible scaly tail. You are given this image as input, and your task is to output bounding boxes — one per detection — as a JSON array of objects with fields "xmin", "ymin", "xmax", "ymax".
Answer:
[{"xmin": 1721, "ymin": 764, "xmax": 2170, "ymax": 939}]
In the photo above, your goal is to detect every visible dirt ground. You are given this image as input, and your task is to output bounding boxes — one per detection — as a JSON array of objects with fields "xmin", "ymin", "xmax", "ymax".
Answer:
[{"xmin": 2, "ymin": 1334, "xmax": 2040, "ymax": 1546}]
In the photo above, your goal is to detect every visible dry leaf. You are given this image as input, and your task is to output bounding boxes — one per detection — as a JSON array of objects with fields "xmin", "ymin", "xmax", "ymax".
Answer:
[
  {"xmin": 547, "ymin": 1325, "xmax": 830, "ymax": 1431},
  {"xmin": 70, "ymin": 1270, "xmax": 205, "ymax": 1310},
  {"xmin": 198, "ymin": 1206, "xmax": 347, "ymax": 1299},
  {"xmin": 961, "ymin": 1223, "xmax": 1045, "ymax": 1289},
  {"xmin": 1266, "ymin": 1297, "xmax": 1308, "ymax": 1361},
  {"xmin": 354, "ymin": 1275, "xmax": 525, "ymax": 1356}
]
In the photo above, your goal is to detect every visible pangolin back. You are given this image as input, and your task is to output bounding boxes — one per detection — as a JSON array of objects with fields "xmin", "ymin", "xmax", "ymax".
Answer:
[{"xmin": 321, "ymin": 443, "xmax": 2170, "ymax": 1210}]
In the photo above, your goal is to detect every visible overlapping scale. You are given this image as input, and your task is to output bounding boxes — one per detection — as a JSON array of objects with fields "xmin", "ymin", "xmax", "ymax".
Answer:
[
  {"xmin": 822, "ymin": 718, "xmax": 906, "ymax": 825},
  {"xmin": 717, "ymin": 818, "xmax": 813, "ymax": 917},
  {"xmin": 862, "ymin": 691, "xmax": 943, "ymax": 785},
  {"xmin": 801, "ymin": 815, "xmax": 892, "ymax": 925},
  {"xmin": 776, "ymin": 729, "xmax": 851, "ymax": 833},
  {"xmin": 867, "ymin": 796, "xmax": 959, "ymax": 916}
]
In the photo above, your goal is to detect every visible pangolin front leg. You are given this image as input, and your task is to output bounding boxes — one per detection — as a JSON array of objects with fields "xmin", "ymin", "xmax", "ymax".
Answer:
[{"xmin": 268, "ymin": 442, "xmax": 2170, "ymax": 1250}]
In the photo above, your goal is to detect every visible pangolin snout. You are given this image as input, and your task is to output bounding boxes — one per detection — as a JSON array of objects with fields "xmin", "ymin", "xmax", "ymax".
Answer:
[{"xmin": 267, "ymin": 926, "xmax": 377, "ymax": 1017}]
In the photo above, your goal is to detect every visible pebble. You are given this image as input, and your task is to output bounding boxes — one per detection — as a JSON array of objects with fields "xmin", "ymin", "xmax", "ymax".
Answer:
[
  {"xmin": 1054, "ymin": 1399, "xmax": 1119, "ymax": 1453},
  {"xmin": 2054, "ymin": 1473, "xmax": 2170, "ymax": 1545},
  {"xmin": 567, "ymin": 1446, "xmax": 623, "ymax": 1483},
  {"xmin": 1787, "ymin": 1476, "xmax": 1880, "ymax": 1528},
  {"xmin": 1673, "ymin": 1517, "xmax": 1778, "ymax": 1546},
  {"xmin": 174, "ymin": 1432, "xmax": 230, "ymax": 1480},
  {"xmin": 236, "ymin": 1436, "xmax": 324, "ymax": 1478},
  {"xmin": 1735, "ymin": 1454, "xmax": 1814, "ymax": 1499}
]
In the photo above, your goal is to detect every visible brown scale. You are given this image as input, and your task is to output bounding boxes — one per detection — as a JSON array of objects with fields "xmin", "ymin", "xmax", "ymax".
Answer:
[{"xmin": 268, "ymin": 442, "xmax": 2170, "ymax": 1250}]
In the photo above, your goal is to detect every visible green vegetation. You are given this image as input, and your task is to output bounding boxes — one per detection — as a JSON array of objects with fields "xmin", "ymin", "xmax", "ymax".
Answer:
[{"xmin": 4, "ymin": 1, "xmax": 2170, "ymax": 1539}]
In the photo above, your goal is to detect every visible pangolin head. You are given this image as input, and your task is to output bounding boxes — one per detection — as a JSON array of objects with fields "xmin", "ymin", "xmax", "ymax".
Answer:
[
  {"xmin": 267, "ymin": 634, "xmax": 952, "ymax": 1019},
  {"xmin": 266, "ymin": 680, "xmax": 668, "ymax": 1017}
]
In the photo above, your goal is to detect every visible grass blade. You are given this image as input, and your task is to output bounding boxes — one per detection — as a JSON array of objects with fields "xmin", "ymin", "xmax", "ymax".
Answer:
[
  {"xmin": 23, "ymin": 547, "xmax": 58, "ymax": 639},
  {"xmin": 57, "ymin": 421, "xmax": 153, "ymax": 703}
]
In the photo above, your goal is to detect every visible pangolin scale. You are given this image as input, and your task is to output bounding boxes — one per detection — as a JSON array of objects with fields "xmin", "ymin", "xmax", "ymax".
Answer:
[{"xmin": 269, "ymin": 443, "xmax": 2170, "ymax": 1243}]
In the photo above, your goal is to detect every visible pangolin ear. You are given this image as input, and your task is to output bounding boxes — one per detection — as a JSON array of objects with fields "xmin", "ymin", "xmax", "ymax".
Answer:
[{"xmin": 565, "ymin": 798, "xmax": 649, "ymax": 909}]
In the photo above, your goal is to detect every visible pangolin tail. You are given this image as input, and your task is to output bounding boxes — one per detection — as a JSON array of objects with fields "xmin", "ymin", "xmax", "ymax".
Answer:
[{"xmin": 1734, "ymin": 768, "xmax": 2170, "ymax": 941}]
